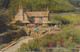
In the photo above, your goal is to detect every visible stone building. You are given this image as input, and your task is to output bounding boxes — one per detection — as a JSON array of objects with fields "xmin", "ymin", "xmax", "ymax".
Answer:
[
  {"xmin": 11, "ymin": 4, "xmax": 51, "ymax": 25},
  {"xmin": 15, "ymin": 4, "xmax": 30, "ymax": 24}
]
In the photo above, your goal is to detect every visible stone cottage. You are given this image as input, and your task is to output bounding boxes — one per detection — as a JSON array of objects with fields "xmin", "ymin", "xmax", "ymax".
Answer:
[{"xmin": 11, "ymin": 4, "xmax": 51, "ymax": 25}]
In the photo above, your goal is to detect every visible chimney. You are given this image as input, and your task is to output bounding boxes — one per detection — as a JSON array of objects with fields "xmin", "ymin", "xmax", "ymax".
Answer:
[
  {"xmin": 19, "ymin": 4, "xmax": 22, "ymax": 9},
  {"xmin": 19, "ymin": 4, "xmax": 23, "ymax": 14},
  {"xmin": 19, "ymin": 4, "xmax": 24, "ymax": 20}
]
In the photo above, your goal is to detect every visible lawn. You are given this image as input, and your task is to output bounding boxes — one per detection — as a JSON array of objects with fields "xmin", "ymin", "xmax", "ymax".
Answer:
[
  {"xmin": 62, "ymin": 15, "xmax": 80, "ymax": 22},
  {"xmin": 50, "ymin": 13, "xmax": 80, "ymax": 23}
]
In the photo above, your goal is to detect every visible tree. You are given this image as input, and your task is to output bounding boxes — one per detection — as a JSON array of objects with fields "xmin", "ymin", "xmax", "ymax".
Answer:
[{"xmin": 0, "ymin": 20, "xmax": 7, "ymax": 33}]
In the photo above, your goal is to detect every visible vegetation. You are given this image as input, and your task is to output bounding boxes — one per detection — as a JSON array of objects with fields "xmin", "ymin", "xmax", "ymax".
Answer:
[
  {"xmin": 1, "ymin": 28, "xmax": 27, "ymax": 43},
  {"xmin": 0, "ymin": 0, "xmax": 79, "ymax": 33},
  {"xmin": 15, "ymin": 20, "xmax": 23, "ymax": 26},
  {"xmin": 0, "ymin": 0, "xmax": 80, "ymax": 52},
  {"xmin": 18, "ymin": 19, "xmax": 80, "ymax": 52},
  {"xmin": 50, "ymin": 14, "xmax": 80, "ymax": 25},
  {"xmin": 18, "ymin": 29, "xmax": 79, "ymax": 52},
  {"xmin": 51, "ymin": 16, "xmax": 71, "ymax": 25},
  {"xmin": 0, "ymin": 20, "xmax": 7, "ymax": 33},
  {"xmin": 68, "ymin": 0, "xmax": 80, "ymax": 7},
  {"xmin": 0, "ymin": 44, "xmax": 7, "ymax": 50},
  {"xmin": 9, "ymin": 0, "xmax": 74, "ymax": 12}
]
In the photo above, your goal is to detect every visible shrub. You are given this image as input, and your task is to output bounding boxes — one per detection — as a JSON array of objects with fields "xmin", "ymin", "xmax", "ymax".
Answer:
[
  {"xmin": 18, "ymin": 39, "xmax": 42, "ymax": 52},
  {"xmin": 26, "ymin": 39, "xmax": 42, "ymax": 51},
  {"xmin": 53, "ymin": 16, "xmax": 71, "ymax": 25},
  {"xmin": 2, "ymin": 31, "xmax": 20, "ymax": 43},
  {"xmin": 15, "ymin": 20, "xmax": 23, "ymax": 26},
  {"xmin": 0, "ymin": 21, "xmax": 7, "ymax": 33},
  {"xmin": 18, "ymin": 43, "xmax": 27, "ymax": 52},
  {"xmin": 9, "ymin": 25, "xmax": 19, "ymax": 30},
  {"xmin": 17, "ymin": 28, "xmax": 27, "ymax": 36}
]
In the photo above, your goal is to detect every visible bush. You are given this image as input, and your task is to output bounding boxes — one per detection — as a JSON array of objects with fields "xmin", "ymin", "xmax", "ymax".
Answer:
[
  {"xmin": 2, "ymin": 31, "xmax": 20, "ymax": 43},
  {"xmin": 0, "ymin": 21, "xmax": 7, "ymax": 33},
  {"xmin": 18, "ymin": 32, "xmax": 77, "ymax": 52},
  {"xmin": 17, "ymin": 28, "xmax": 27, "ymax": 36},
  {"xmin": 53, "ymin": 16, "xmax": 71, "ymax": 25},
  {"xmin": 52, "ymin": 20, "xmax": 61, "ymax": 25},
  {"xmin": 15, "ymin": 20, "xmax": 23, "ymax": 26},
  {"xmin": 1, "ymin": 28, "xmax": 27, "ymax": 43},
  {"xmin": 8, "ymin": 25, "xmax": 19, "ymax": 30},
  {"xmin": 18, "ymin": 43, "xmax": 27, "ymax": 52}
]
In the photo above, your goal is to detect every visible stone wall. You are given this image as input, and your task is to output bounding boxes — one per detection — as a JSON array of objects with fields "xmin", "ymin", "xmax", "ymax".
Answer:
[
  {"xmin": 42, "ymin": 17, "xmax": 49, "ymax": 23},
  {"xmin": 34, "ymin": 17, "xmax": 49, "ymax": 23}
]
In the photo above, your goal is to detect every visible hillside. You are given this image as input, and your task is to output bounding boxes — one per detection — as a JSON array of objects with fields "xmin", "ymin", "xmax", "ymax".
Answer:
[
  {"xmin": 0, "ymin": 0, "xmax": 80, "ymax": 52},
  {"xmin": 0, "ymin": 0, "xmax": 79, "ymax": 33}
]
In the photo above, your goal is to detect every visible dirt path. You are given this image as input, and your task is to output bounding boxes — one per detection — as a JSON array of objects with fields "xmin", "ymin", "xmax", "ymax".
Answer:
[
  {"xmin": 0, "ymin": 27, "xmax": 50, "ymax": 52},
  {"xmin": 2, "ymin": 37, "xmax": 33, "ymax": 52}
]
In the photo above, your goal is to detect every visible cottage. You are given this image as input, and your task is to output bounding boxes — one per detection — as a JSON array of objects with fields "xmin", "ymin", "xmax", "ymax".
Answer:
[
  {"xmin": 11, "ymin": 4, "xmax": 51, "ymax": 26},
  {"xmin": 26, "ymin": 11, "xmax": 50, "ymax": 24}
]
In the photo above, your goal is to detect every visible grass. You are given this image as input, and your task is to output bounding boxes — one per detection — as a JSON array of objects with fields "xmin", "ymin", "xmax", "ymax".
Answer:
[
  {"xmin": 50, "ymin": 14, "xmax": 80, "ymax": 23},
  {"xmin": 61, "ymin": 15, "xmax": 80, "ymax": 22}
]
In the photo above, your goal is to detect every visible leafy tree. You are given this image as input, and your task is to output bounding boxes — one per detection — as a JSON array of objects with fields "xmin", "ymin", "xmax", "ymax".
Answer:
[{"xmin": 0, "ymin": 20, "xmax": 7, "ymax": 33}]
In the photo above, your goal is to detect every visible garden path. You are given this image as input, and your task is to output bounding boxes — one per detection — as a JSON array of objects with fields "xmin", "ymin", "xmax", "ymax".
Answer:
[{"xmin": 1, "ymin": 37, "xmax": 33, "ymax": 52}]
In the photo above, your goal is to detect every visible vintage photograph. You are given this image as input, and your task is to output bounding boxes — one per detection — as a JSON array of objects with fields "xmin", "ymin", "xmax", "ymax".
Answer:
[{"xmin": 0, "ymin": 0, "xmax": 80, "ymax": 52}]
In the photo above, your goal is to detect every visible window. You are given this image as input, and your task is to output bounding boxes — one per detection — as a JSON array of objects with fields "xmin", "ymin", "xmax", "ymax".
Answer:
[{"xmin": 40, "ymin": 17, "xmax": 42, "ymax": 20}]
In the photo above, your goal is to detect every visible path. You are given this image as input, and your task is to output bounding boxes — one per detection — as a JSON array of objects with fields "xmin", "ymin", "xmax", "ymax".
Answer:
[
  {"xmin": 1, "ymin": 27, "xmax": 52, "ymax": 52},
  {"xmin": 2, "ymin": 37, "xmax": 33, "ymax": 52}
]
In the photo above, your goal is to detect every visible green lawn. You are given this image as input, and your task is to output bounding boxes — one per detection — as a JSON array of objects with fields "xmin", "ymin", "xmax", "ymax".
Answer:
[
  {"xmin": 62, "ymin": 15, "xmax": 80, "ymax": 22},
  {"xmin": 50, "ymin": 13, "xmax": 80, "ymax": 23}
]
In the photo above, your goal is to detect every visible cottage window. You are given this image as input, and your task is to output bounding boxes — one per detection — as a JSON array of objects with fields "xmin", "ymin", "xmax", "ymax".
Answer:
[{"xmin": 40, "ymin": 17, "xmax": 42, "ymax": 20}]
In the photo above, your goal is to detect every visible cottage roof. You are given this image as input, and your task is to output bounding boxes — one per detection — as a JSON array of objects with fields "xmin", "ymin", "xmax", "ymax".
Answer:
[{"xmin": 26, "ymin": 11, "xmax": 49, "ymax": 17}]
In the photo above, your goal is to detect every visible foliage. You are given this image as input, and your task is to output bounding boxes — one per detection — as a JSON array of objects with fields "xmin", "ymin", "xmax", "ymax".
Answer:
[
  {"xmin": 8, "ymin": 0, "xmax": 75, "ymax": 15},
  {"xmin": 0, "ymin": 10, "xmax": 11, "ymax": 33},
  {"xmin": 68, "ymin": 0, "xmax": 80, "ymax": 7},
  {"xmin": 0, "ymin": 20, "xmax": 7, "ymax": 33},
  {"xmin": 51, "ymin": 13, "xmax": 80, "ymax": 23},
  {"xmin": 15, "ymin": 20, "xmax": 23, "ymax": 26},
  {"xmin": 8, "ymin": 24, "xmax": 19, "ymax": 30},
  {"xmin": 18, "ymin": 43, "xmax": 27, "ymax": 52},
  {"xmin": 61, "ymin": 25, "xmax": 80, "ymax": 44},
  {"xmin": 17, "ymin": 28, "xmax": 27, "ymax": 36},
  {"xmin": 52, "ymin": 16, "xmax": 71, "ymax": 25},
  {"xmin": 1, "ymin": 28, "xmax": 27, "ymax": 43},
  {"xmin": 42, "ymin": 24, "xmax": 49, "ymax": 28},
  {"xmin": 18, "ymin": 30, "xmax": 78, "ymax": 52},
  {"xmin": 52, "ymin": 20, "xmax": 61, "ymax": 25},
  {"xmin": 18, "ymin": 21, "xmax": 80, "ymax": 52},
  {"xmin": 0, "ymin": 0, "xmax": 78, "ymax": 33},
  {"xmin": 50, "ymin": 0, "xmax": 75, "ymax": 13}
]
